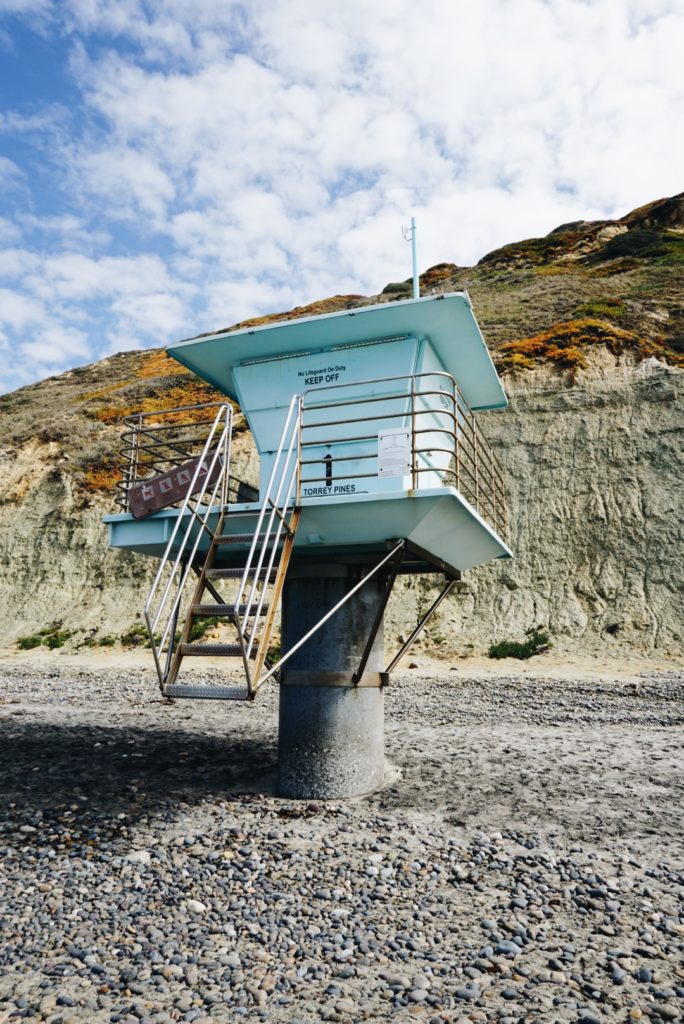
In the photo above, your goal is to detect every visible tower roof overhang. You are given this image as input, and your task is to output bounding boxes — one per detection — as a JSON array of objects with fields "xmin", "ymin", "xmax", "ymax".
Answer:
[{"xmin": 167, "ymin": 292, "xmax": 508, "ymax": 412}]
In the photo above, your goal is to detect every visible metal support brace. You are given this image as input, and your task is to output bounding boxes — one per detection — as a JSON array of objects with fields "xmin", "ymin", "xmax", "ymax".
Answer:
[
  {"xmin": 253, "ymin": 540, "xmax": 406, "ymax": 692},
  {"xmin": 385, "ymin": 576, "xmax": 459, "ymax": 674},
  {"xmin": 194, "ymin": 567, "xmax": 224, "ymax": 606},
  {"xmin": 352, "ymin": 540, "xmax": 405, "ymax": 684}
]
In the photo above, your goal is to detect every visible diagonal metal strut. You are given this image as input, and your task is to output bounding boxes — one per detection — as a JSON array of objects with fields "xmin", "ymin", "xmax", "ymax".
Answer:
[
  {"xmin": 352, "ymin": 540, "xmax": 405, "ymax": 684},
  {"xmin": 385, "ymin": 576, "xmax": 458, "ymax": 674},
  {"xmin": 253, "ymin": 540, "xmax": 406, "ymax": 693}
]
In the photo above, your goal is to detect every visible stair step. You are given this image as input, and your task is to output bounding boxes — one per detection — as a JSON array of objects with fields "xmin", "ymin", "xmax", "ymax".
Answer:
[
  {"xmin": 216, "ymin": 532, "xmax": 284, "ymax": 545},
  {"xmin": 206, "ymin": 567, "xmax": 276, "ymax": 581},
  {"xmin": 164, "ymin": 683, "xmax": 251, "ymax": 701},
  {"xmin": 178, "ymin": 643, "xmax": 245, "ymax": 657},
  {"xmin": 192, "ymin": 603, "xmax": 269, "ymax": 617}
]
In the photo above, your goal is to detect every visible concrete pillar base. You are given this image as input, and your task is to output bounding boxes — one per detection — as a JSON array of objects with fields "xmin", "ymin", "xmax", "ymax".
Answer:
[
  {"xmin": 278, "ymin": 673, "xmax": 384, "ymax": 799},
  {"xmin": 277, "ymin": 563, "xmax": 387, "ymax": 800}
]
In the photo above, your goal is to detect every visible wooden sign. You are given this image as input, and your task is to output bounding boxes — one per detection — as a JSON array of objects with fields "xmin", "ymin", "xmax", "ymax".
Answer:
[{"xmin": 128, "ymin": 455, "xmax": 221, "ymax": 519}]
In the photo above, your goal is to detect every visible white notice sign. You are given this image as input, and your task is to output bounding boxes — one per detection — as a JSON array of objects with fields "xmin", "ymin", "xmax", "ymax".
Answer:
[{"xmin": 378, "ymin": 429, "xmax": 412, "ymax": 478}]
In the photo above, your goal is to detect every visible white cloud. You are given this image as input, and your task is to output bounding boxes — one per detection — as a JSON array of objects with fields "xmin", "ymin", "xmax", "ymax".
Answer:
[
  {"xmin": 17, "ymin": 212, "xmax": 109, "ymax": 248},
  {"xmin": 0, "ymin": 0, "xmax": 683, "ymax": 394},
  {"xmin": 102, "ymin": 330, "xmax": 145, "ymax": 356},
  {"xmin": 0, "ymin": 106, "xmax": 67, "ymax": 133},
  {"xmin": 76, "ymin": 147, "xmax": 175, "ymax": 221},
  {"xmin": 202, "ymin": 276, "xmax": 299, "ymax": 333},
  {"xmin": 21, "ymin": 324, "xmax": 89, "ymax": 363},
  {"xmin": 0, "ymin": 287, "xmax": 46, "ymax": 329},
  {"xmin": 32, "ymin": 252, "xmax": 175, "ymax": 301},
  {"xmin": 0, "ymin": 155, "xmax": 24, "ymax": 188},
  {"xmin": 111, "ymin": 290, "xmax": 188, "ymax": 338},
  {"xmin": 0, "ymin": 0, "xmax": 52, "ymax": 13},
  {"xmin": 0, "ymin": 218, "xmax": 21, "ymax": 244},
  {"xmin": 67, "ymin": 0, "xmax": 684, "ymax": 255},
  {"xmin": 0, "ymin": 247, "xmax": 39, "ymax": 278}
]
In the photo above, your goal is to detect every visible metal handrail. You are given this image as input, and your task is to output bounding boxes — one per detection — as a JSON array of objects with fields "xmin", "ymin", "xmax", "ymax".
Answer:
[
  {"xmin": 235, "ymin": 396, "xmax": 301, "ymax": 687},
  {"xmin": 300, "ymin": 370, "xmax": 509, "ymax": 544},
  {"xmin": 115, "ymin": 402, "xmax": 244, "ymax": 511},
  {"xmin": 143, "ymin": 403, "xmax": 233, "ymax": 688}
]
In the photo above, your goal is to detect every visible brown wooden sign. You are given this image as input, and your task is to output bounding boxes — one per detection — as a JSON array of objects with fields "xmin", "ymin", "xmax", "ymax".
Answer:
[{"xmin": 128, "ymin": 455, "xmax": 221, "ymax": 519}]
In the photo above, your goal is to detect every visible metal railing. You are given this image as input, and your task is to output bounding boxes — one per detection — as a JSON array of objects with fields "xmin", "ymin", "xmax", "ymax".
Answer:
[
  {"xmin": 115, "ymin": 376, "xmax": 508, "ymax": 547},
  {"xmin": 116, "ymin": 402, "xmax": 257, "ymax": 512},
  {"xmin": 300, "ymin": 371, "xmax": 509, "ymax": 543},
  {"xmin": 237, "ymin": 395, "xmax": 301, "ymax": 691},
  {"xmin": 143, "ymin": 403, "xmax": 233, "ymax": 687}
]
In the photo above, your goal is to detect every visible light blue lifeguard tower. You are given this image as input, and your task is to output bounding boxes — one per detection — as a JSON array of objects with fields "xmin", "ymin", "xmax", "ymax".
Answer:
[{"xmin": 105, "ymin": 292, "xmax": 510, "ymax": 797}]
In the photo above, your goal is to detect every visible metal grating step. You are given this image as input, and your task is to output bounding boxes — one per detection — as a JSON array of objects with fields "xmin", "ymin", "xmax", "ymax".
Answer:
[
  {"xmin": 178, "ymin": 643, "xmax": 245, "ymax": 657},
  {"xmin": 215, "ymin": 533, "xmax": 284, "ymax": 545},
  {"xmin": 206, "ymin": 567, "xmax": 276, "ymax": 581},
  {"xmin": 164, "ymin": 683, "xmax": 251, "ymax": 701},
  {"xmin": 192, "ymin": 603, "xmax": 269, "ymax": 616}
]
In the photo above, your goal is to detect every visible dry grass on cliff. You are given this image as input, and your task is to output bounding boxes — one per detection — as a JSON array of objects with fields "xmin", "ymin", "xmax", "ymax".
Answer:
[
  {"xmin": 74, "ymin": 350, "xmax": 231, "ymax": 494},
  {"xmin": 86, "ymin": 351, "xmax": 225, "ymax": 426},
  {"xmin": 496, "ymin": 317, "xmax": 684, "ymax": 376}
]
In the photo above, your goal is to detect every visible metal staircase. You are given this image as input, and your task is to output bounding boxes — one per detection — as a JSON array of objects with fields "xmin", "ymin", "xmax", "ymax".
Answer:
[{"xmin": 143, "ymin": 397, "xmax": 301, "ymax": 701}]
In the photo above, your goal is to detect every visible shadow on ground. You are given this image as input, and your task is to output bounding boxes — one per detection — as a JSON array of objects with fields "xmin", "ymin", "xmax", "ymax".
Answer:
[{"xmin": 0, "ymin": 717, "xmax": 277, "ymax": 827}]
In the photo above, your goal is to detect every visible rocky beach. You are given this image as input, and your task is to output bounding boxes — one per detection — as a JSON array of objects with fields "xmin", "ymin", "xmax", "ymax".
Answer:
[
  {"xmin": 0, "ymin": 6, "xmax": 682, "ymax": 1021},
  {"xmin": 1, "ymin": 658, "xmax": 682, "ymax": 1024}
]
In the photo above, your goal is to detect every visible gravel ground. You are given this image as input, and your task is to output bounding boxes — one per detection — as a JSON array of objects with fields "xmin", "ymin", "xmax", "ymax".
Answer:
[{"xmin": 0, "ymin": 663, "xmax": 683, "ymax": 1024}]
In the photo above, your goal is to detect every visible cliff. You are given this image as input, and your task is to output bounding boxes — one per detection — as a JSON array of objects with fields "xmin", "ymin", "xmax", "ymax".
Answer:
[{"xmin": 1, "ymin": 193, "xmax": 682, "ymax": 660}]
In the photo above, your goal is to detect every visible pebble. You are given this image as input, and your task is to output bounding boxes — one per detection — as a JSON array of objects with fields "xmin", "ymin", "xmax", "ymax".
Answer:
[
  {"xmin": 127, "ymin": 849, "xmax": 152, "ymax": 865},
  {"xmin": 655, "ymin": 1007, "xmax": 681, "ymax": 1022},
  {"xmin": 407, "ymin": 988, "xmax": 428, "ymax": 1002},
  {"xmin": 455, "ymin": 986, "xmax": 480, "ymax": 1001},
  {"xmin": 0, "ymin": 663, "xmax": 682, "ymax": 1024},
  {"xmin": 185, "ymin": 899, "xmax": 207, "ymax": 914}
]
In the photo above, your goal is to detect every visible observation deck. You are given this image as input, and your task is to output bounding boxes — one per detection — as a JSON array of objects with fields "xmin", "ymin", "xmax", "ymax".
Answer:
[{"xmin": 105, "ymin": 293, "xmax": 511, "ymax": 577}]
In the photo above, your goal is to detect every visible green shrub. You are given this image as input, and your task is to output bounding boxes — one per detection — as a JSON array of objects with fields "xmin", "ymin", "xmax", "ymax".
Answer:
[
  {"xmin": 16, "ymin": 623, "xmax": 73, "ymax": 650},
  {"xmin": 575, "ymin": 300, "xmax": 625, "ymax": 319},
  {"xmin": 488, "ymin": 628, "xmax": 551, "ymax": 660},
  {"xmin": 586, "ymin": 229, "xmax": 668, "ymax": 265},
  {"xmin": 659, "ymin": 233, "xmax": 684, "ymax": 266},
  {"xmin": 266, "ymin": 641, "xmax": 282, "ymax": 664},
  {"xmin": 97, "ymin": 634, "xmax": 117, "ymax": 647},
  {"xmin": 17, "ymin": 634, "xmax": 43, "ymax": 650},
  {"xmin": 381, "ymin": 281, "xmax": 412, "ymax": 294},
  {"xmin": 45, "ymin": 630, "xmax": 73, "ymax": 649},
  {"xmin": 188, "ymin": 616, "xmax": 219, "ymax": 642},
  {"xmin": 119, "ymin": 624, "xmax": 149, "ymax": 647}
]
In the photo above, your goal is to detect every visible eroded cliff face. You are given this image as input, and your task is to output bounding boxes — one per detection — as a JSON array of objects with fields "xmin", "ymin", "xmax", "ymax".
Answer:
[
  {"xmin": 387, "ymin": 355, "xmax": 683, "ymax": 659},
  {"xmin": 1, "ymin": 355, "xmax": 681, "ymax": 659},
  {"xmin": 0, "ymin": 430, "xmax": 258, "ymax": 645}
]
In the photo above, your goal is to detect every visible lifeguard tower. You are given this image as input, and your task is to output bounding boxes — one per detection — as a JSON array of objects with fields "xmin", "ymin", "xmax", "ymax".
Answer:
[{"xmin": 105, "ymin": 292, "xmax": 511, "ymax": 798}]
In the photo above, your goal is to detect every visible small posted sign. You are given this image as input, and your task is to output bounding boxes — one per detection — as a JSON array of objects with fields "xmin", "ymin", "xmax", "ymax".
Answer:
[
  {"xmin": 128, "ymin": 455, "xmax": 221, "ymax": 519},
  {"xmin": 378, "ymin": 428, "xmax": 412, "ymax": 479}
]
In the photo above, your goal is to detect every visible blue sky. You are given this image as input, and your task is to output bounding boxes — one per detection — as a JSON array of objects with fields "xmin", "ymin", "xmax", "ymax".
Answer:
[{"xmin": 0, "ymin": 0, "xmax": 683, "ymax": 394}]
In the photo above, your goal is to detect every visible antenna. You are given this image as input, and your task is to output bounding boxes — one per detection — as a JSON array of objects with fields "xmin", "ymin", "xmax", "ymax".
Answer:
[{"xmin": 402, "ymin": 216, "xmax": 419, "ymax": 299}]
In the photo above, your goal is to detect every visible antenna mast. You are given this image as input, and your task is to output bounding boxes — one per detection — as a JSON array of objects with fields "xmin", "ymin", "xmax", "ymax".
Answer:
[{"xmin": 402, "ymin": 217, "xmax": 419, "ymax": 299}]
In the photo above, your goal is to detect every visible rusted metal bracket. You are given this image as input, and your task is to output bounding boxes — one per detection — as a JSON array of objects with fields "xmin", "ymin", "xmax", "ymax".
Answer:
[
  {"xmin": 385, "ymin": 575, "xmax": 458, "ymax": 674},
  {"xmin": 352, "ymin": 539, "xmax": 405, "ymax": 685}
]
